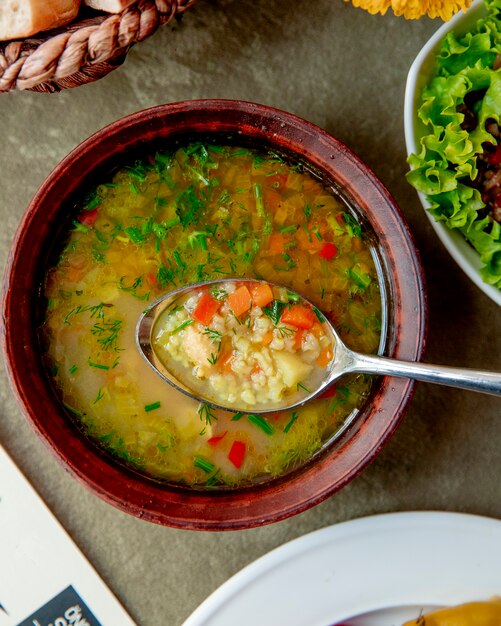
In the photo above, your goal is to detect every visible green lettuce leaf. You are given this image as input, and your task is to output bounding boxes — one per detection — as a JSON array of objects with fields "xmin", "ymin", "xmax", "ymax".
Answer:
[{"xmin": 407, "ymin": 0, "xmax": 501, "ymax": 290}]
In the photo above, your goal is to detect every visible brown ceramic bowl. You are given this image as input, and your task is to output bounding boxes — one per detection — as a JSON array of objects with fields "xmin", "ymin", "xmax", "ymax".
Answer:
[{"xmin": 2, "ymin": 100, "xmax": 426, "ymax": 530}]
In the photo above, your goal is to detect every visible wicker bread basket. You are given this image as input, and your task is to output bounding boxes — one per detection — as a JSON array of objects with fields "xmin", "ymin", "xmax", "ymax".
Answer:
[{"xmin": 0, "ymin": 0, "xmax": 197, "ymax": 93}]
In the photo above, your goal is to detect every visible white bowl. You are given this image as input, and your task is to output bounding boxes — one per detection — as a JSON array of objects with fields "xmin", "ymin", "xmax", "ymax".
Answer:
[{"xmin": 404, "ymin": 0, "xmax": 501, "ymax": 306}]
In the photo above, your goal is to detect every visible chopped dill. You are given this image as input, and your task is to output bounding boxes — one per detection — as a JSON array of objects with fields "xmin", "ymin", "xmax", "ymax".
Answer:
[
  {"xmin": 171, "ymin": 319, "xmax": 193, "ymax": 335},
  {"xmin": 297, "ymin": 382, "xmax": 311, "ymax": 394},
  {"xmin": 283, "ymin": 411, "xmax": 299, "ymax": 434},
  {"xmin": 203, "ymin": 328, "xmax": 223, "ymax": 342},
  {"xmin": 198, "ymin": 403, "xmax": 217, "ymax": 425}
]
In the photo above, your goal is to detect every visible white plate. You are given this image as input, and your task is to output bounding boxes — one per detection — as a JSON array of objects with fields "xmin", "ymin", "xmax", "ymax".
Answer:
[
  {"xmin": 404, "ymin": 0, "xmax": 501, "ymax": 306},
  {"xmin": 183, "ymin": 511, "xmax": 501, "ymax": 626}
]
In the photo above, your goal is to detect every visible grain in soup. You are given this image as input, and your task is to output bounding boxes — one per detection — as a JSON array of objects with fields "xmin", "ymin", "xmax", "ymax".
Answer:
[{"xmin": 42, "ymin": 142, "xmax": 383, "ymax": 488}]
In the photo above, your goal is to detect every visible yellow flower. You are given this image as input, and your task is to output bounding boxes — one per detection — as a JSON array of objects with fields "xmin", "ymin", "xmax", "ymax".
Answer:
[{"xmin": 347, "ymin": 0, "xmax": 472, "ymax": 19}]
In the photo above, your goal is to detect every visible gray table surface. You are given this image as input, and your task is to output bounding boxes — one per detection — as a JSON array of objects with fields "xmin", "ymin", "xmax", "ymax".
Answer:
[{"xmin": 1, "ymin": 1, "xmax": 500, "ymax": 624}]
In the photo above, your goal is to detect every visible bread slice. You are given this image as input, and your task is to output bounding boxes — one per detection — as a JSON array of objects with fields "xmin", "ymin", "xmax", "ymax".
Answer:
[
  {"xmin": 83, "ymin": 0, "xmax": 136, "ymax": 13},
  {"xmin": 0, "ymin": 0, "xmax": 80, "ymax": 41}
]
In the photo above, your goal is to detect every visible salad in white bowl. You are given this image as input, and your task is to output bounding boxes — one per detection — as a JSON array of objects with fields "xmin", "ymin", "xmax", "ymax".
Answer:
[{"xmin": 405, "ymin": 0, "xmax": 501, "ymax": 305}]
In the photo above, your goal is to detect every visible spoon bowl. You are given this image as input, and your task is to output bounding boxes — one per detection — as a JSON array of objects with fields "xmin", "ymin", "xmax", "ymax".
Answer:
[{"xmin": 137, "ymin": 279, "xmax": 501, "ymax": 414}]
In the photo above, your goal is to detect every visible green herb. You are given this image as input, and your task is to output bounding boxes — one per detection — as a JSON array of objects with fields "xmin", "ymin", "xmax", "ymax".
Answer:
[
  {"xmin": 210, "ymin": 286, "xmax": 228, "ymax": 300},
  {"xmin": 145, "ymin": 401, "xmax": 161, "ymax": 412},
  {"xmin": 254, "ymin": 183, "xmax": 265, "ymax": 217},
  {"xmin": 284, "ymin": 411, "xmax": 299, "ymax": 434},
  {"xmin": 277, "ymin": 326, "xmax": 295, "ymax": 338},
  {"xmin": 313, "ymin": 307, "xmax": 326, "ymax": 322},
  {"xmin": 348, "ymin": 265, "xmax": 372, "ymax": 291},
  {"xmin": 69, "ymin": 364, "xmax": 78, "ymax": 375},
  {"xmin": 91, "ymin": 319, "xmax": 123, "ymax": 351},
  {"xmin": 304, "ymin": 203, "xmax": 311, "ymax": 219},
  {"xmin": 286, "ymin": 291, "xmax": 301, "ymax": 304},
  {"xmin": 93, "ymin": 388, "xmax": 105, "ymax": 404},
  {"xmin": 231, "ymin": 412, "xmax": 245, "ymax": 421},
  {"xmin": 171, "ymin": 319, "xmax": 193, "ymax": 334},
  {"xmin": 247, "ymin": 414, "xmax": 274, "ymax": 435},
  {"xmin": 64, "ymin": 302, "xmax": 107, "ymax": 325},
  {"xmin": 84, "ymin": 190, "xmax": 101, "ymax": 211},
  {"xmin": 88, "ymin": 361, "xmax": 110, "ymax": 370},
  {"xmin": 262, "ymin": 300, "xmax": 285, "ymax": 326},
  {"xmin": 72, "ymin": 220, "xmax": 90, "ymax": 234},
  {"xmin": 157, "ymin": 263, "xmax": 178, "ymax": 288},
  {"xmin": 176, "ymin": 184, "xmax": 204, "ymax": 229},
  {"xmin": 198, "ymin": 403, "xmax": 217, "ymax": 425},
  {"xmin": 173, "ymin": 250, "xmax": 186, "ymax": 270},
  {"xmin": 206, "ymin": 468, "xmax": 222, "ymax": 486},
  {"xmin": 279, "ymin": 225, "xmax": 297, "ymax": 234},
  {"xmin": 296, "ymin": 382, "xmax": 311, "ymax": 393},
  {"xmin": 203, "ymin": 328, "xmax": 222, "ymax": 342},
  {"xmin": 342, "ymin": 212, "xmax": 362, "ymax": 238},
  {"xmin": 188, "ymin": 231, "xmax": 210, "ymax": 250},
  {"xmin": 207, "ymin": 353, "xmax": 218, "ymax": 365},
  {"xmin": 124, "ymin": 227, "xmax": 144, "ymax": 244},
  {"xmin": 118, "ymin": 276, "xmax": 150, "ymax": 301},
  {"xmin": 126, "ymin": 160, "xmax": 149, "ymax": 182},
  {"xmin": 194, "ymin": 456, "xmax": 216, "ymax": 474}
]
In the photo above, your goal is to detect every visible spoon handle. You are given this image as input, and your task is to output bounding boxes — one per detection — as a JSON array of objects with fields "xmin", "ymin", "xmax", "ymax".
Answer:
[{"xmin": 349, "ymin": 353, "xmax": 501, "ymax": 396}]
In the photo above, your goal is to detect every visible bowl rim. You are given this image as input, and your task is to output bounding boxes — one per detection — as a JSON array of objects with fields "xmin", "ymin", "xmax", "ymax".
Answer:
[
  {"xmin": 404, "ymin": 0, "xmax": 501, "ymax": 307},
  {"xmin": 2, "ymin": 99, "xmax": 427, "ymax": 530}
]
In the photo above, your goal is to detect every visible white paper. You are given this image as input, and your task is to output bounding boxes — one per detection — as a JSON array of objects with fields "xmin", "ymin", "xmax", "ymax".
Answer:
[{"xmin": 0, "ymin": 444, "xmax": 136, "ymax": 626}]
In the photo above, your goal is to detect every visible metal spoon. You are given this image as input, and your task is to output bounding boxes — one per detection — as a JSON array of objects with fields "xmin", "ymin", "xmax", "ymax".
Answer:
[{"xmin": 136, "ymin": 279, "xmax": 501, "ymax": 414}]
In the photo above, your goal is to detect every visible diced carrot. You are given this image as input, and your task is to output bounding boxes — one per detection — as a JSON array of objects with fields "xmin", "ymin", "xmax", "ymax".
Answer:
[
  {"xmin": 228, "ymin": 440, "xmax": 246, "ymax": 468},
  {"xmin": 193, "ymin": 293, "xmax": 221, "ymax": 325},
  {"xmin": 78, "ymin": 208, "xmax": 99, "ymax": 227},
  {"xmin": 335, "ymin": 213, "xmax": 345, "ymax": 226},
  {"xmin": 262, "ymin": 331, "xmax": 274, "ymax": 345},
  {"xmin": 251, "ymin": 283, "xmax": 274, "ymax": 308},
  {"xmin": 251, "ymin": 364, "xmax": 262, "ymax": 376},
  {"xmin": 267, "ymin": 232, "xmax": 287, "ymax": 254},
  {"xmin": 294, "ymin": 328, "xmax": 304, "ymax": 350},
  {"xmin": 316, "ymin": 347, "xmax": 333, "ymax": 368},
  {"xmin": 227, "ymin": 285, "xmax": 252, "ymax": 317},
  {"xmin": 208, "ymin": 432, "xmax": 227, "ymax": 446},
  {"xmin": 319, "ymin": 242, "xmax": 338, "ymax": 260},
  {"xmin": 281, "ymin": 305, "xmax": 316, "ymax": 329}
]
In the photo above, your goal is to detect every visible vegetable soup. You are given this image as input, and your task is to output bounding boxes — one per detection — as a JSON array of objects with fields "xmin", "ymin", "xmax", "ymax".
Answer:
[
  {"xmin": 151, "ymin": 279, "xmax": 335, "ymax": 410},
  {"xmin": 42, "ymin": 141, "xmax": 383, "ymax": 488}
]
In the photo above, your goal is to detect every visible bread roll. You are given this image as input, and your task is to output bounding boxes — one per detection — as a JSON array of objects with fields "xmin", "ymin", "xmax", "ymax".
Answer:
[
  {"xmin": 83, "ymin": 0, "xmax": 135, "ymax": 12},
  {"xmin": 0, "ymin": 0, "xmax": 80, "ymax": 41}
]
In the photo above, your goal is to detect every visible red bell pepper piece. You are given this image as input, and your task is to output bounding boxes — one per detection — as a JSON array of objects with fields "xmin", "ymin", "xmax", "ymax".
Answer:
[
  {"xmin": 228, "ymin": 440, "xmax": 246, "ymax": 468},
  {"xmin": 78, "ymin": 208, "xmax": 99, "ymax": 227},
  {"xmin": 319, "ymin": 242, "xmax": 338, "ymax": 260},
  {"xmin": 208, "ymin": 432, "xmax": 227, "ymax": 446}
]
